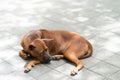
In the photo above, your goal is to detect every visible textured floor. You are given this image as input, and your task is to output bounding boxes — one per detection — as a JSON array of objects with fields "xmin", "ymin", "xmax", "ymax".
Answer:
[{"xmin": 0, "ymin": 0, "xmax": 120, "ymax": 80}]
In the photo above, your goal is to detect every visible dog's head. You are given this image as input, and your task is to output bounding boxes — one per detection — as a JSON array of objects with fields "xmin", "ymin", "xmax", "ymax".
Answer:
[{"xmin": 29, "ymin": 39, "xmax": 52, "ymax": 63}]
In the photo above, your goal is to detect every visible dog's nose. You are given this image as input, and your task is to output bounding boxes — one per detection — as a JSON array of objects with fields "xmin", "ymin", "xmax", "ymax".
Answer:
[
  {"xmin": 47, "ymin": 57, "xmax": 52, "ymax": 63},
  {"xmin": 42, "ymin": 57, "xmax": 52, "ymax": 64}
]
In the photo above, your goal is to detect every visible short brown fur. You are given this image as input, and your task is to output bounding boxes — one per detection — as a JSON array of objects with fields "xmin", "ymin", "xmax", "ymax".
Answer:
[{"xmin": 19, "ymin": 29, "xmax": 93, "ymax": 75}]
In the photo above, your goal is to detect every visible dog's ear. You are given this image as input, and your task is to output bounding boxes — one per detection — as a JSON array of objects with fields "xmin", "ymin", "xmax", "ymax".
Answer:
[
  {"xmin": 29, "ymin": 44, "xmax": 35, "ymax": 50},
  {"xmin": 42, "ymin": 39, "xmax": 53, "ymax": 41}
]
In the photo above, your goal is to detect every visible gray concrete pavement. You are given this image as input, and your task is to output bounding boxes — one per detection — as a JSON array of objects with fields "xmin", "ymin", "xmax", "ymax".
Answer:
[{"xmin": 0, "ymin": 0, "xmax": 120, "ymax": 80}]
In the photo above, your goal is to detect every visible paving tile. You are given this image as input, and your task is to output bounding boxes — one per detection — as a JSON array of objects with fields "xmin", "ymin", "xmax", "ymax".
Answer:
[
  {"xmin": 56, "ymin": 62, "xmax": 104, "ymax": 80},
  {"xmin": 0, "ymin": 59, "xmax": 4, "ymax": 63},
  {"xmin": 0, "ymin": 75, "xmax": 36, "ymax": 80},
  {"xmin": 5, "ymin": 55, "xmax": 27, "ymax": 69},
  {"xmin": 98, "ymin": 31, "xmax": 117, "ymax": 40},
  {"xmin": 6, "ymin": 69, "xmax": 36, "ymax": 80},
  {"xmin": 42, "ymin": 18, "xmax": 76, "ymax": 31},
  {"xmin": 58, "ymin": 77, "xmax": 73, "ymax": 80},
  {"xmin": 81, "ymin": 27, "xmax": 99, "ymax": 39},
  {"xmin": 36, "ymin": 70, "xmax": 70, "ymax": 80},
  {"xmin": 0, "ymin": 75, "xmax": 14, "ymax": 80},
  {"xmin": 110, "ymin": 27, "xmax": 120, "ymax": 35},
  {"xmin": 71, "ymin": 68, "xmax": 104, "ymax": 80},
  {"xmin": 0, "ymin": 35, "xmax": 19, "ymax": 49},
  {"xmin": 90, "ymin": 62, "xmax": 119, "ymax": 77},
  {"xmin": 103, "ymin": 42, "xmax": 120, "ymax": 53},
  {"xmin": 109, "ymin": 71, "xmax": 120, "ymax": 80},
  {"xmin": 82, "ymin": 57, "xmax": 100, "ymax": 68},
  {"xmin": 0, "ymin": 0, "xmax": 120, "ymax": 80},
  {"xmin": 28, "ymin": 64, "xmax": 52, "ymax": 78},
  {"xmin": 93, "ymin": 48, "xmax": 115, "ymax": 60},
  {"xmin": 55, "ymin": 62, "xmax": 75, "ymax": 76},
  {"xmin": 44, "ymin": 59, "xmax": 67, "ymax": 69},
  {"xmin": 10, "ymin": 26, "xmax": 42, "ymax": 36},
  {"xmin": 0, "ymin": 49, "xmax": 18, "ymax": 59},
  {"xmin": 12, "ymin": 45, "xmax": 23, "ymax": 51},
  {"xmin": 103, "ymin": 32, "xmax": 120, "ymax": 45},
  {"xmin": 44, "ymin": 12, "xmax": 78, "ymax": 26},
  {"xmin": 104, "ymin": 78, "xmax": 113, "ymax": 80},
  {"xmin": 105, "ymin": 54, "xmax": 120, "ymax": 68},
  {"xmin": 0, "ymin": 62, "xmax": 16, "ymax": 75}
]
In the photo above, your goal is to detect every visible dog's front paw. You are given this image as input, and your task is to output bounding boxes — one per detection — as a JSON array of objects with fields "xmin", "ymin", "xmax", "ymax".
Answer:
[
  {"xmin": 24, "ymin": 67, "xmax": 31, "ymax": 73},
  {"xmin": 51, "ymin": 56, "xmax": 59, "ymax": 60},
  {"xmin": 51, "ymin": 55, "xmax": 63, "ymax": 60},
  {"xmin": 71, "ymin": 68, "xmax": 78, "ymax": 76},
  {"xmin": 24, "ymin": 69, "xmax": 31, "ymax": 73}
]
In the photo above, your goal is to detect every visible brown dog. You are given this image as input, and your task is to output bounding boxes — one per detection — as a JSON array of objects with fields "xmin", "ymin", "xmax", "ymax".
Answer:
[{"xmin": 19, "ymin": 29, "xmax": 93, "ymax": 75}]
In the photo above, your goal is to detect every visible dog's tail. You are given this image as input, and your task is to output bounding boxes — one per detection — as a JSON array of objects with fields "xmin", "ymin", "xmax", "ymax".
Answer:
[{"xmin": 82, "ymin": 40, "xmax": 93, "ymax": 59}]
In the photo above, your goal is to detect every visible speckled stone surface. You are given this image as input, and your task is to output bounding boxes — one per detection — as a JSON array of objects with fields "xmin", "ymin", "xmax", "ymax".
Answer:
[{"xmin": 0, "ymin": 0, "xmax": 120, "ymax": 80}]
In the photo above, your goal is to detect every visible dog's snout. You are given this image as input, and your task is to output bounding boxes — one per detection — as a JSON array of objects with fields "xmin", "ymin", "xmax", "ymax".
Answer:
[
  {"xmin": 41, "ymin": 57, "xmax": 51, "ymax": 64},
  {"xmin": 46, "ymin": 57, "xmax": 52, "ymax": 63},
  {"xmin": 49, "ymin": 57, "xmax": 52, "ymax": 61}
]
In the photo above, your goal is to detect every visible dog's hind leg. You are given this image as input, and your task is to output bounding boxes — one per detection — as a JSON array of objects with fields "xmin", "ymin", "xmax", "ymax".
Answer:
[{"xmin": 64, "ymin": 52, "xmax": 84, "ymax": 76}]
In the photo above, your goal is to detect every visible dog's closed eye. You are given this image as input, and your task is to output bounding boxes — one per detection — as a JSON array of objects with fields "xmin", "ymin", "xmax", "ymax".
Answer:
[{"xmin": 29, "ymin": 45, "xmax": 35, "ymax": 50}]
